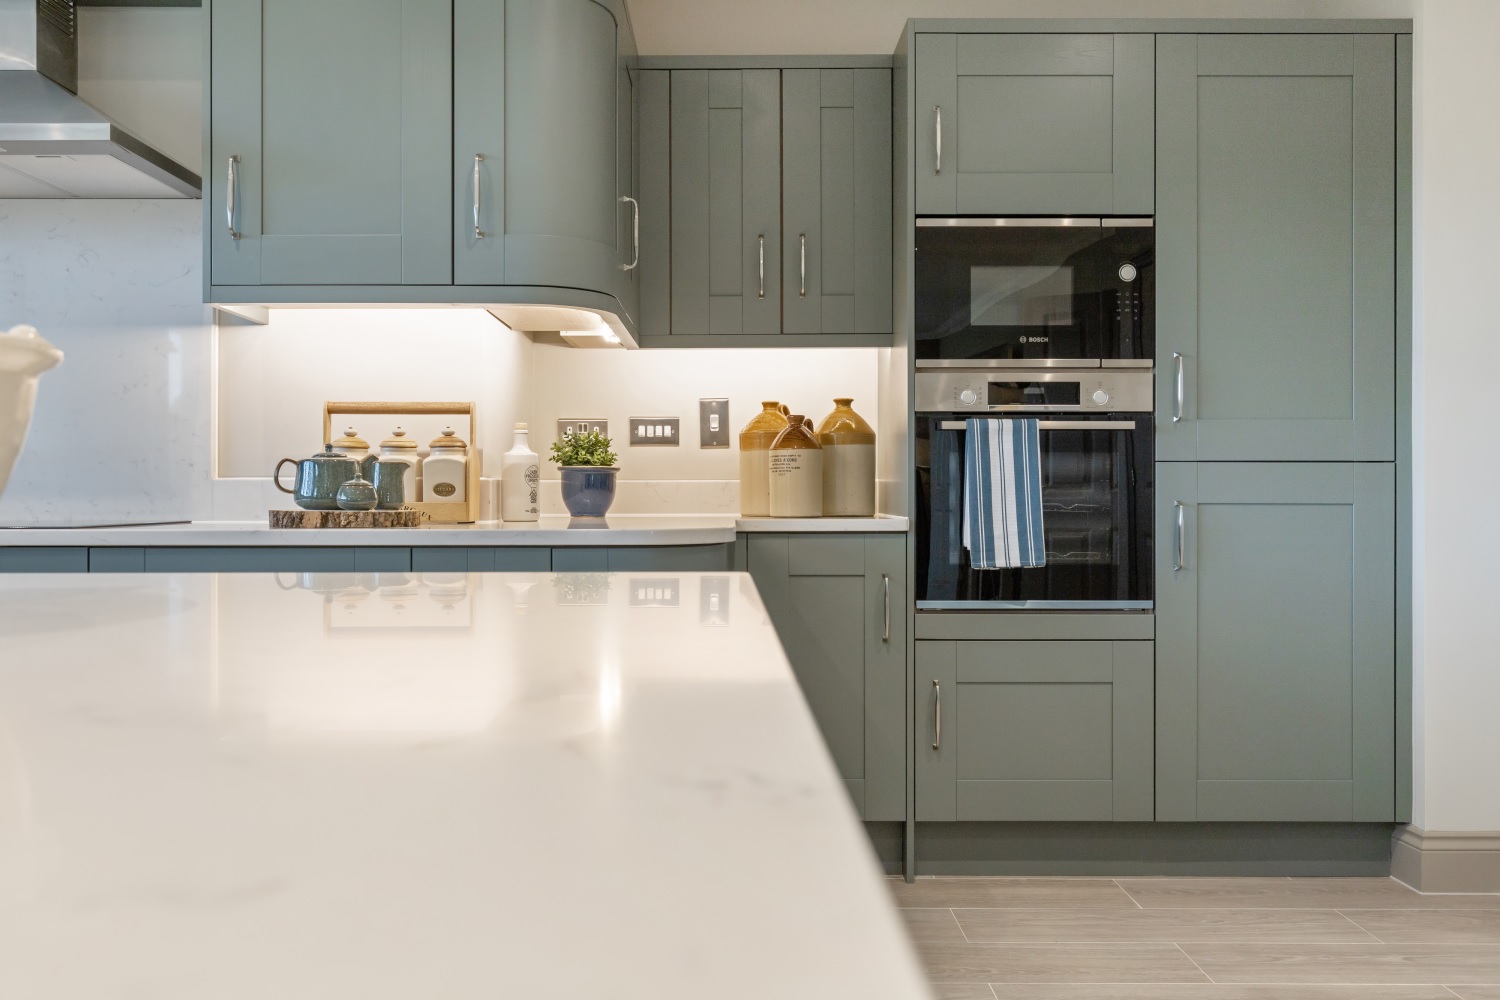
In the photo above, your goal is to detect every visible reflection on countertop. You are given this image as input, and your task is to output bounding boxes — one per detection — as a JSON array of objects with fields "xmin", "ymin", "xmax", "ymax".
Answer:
[{"xmin": 0, "ymin": 571, "xmax": 930, "ymax": 1000}]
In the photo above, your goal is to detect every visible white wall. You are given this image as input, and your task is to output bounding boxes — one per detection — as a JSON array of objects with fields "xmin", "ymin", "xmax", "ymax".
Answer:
[
  {"xmin": 628, "ymin": 0, "xmax": 1413, "ymax": 54},
  {"xmin": 1410, "ymin": 0, "xmax": 1500, "ymax": 833}
]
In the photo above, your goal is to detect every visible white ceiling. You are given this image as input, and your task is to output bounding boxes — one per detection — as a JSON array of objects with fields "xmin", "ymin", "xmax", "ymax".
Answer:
[{"xmin": 624, "ymin": 0, "xmax": 1416, "ymax": 55}]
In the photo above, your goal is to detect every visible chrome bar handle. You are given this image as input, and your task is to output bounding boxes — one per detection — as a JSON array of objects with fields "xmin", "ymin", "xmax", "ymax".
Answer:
[
  {"xmin": 1172, "ymin": 352, "xmax": 1185, "ymax": 423},
  {"xmin": 799, "ymin": 234, "xmax": 807, "ymax": 298},
  {"xmin": 931, "ymin": 680, "xmax": 941, "ymax": 750},
  {"xmin": 226, "ymin": 155, "xmax": 241, "ymax": 240},
  {"xmin": 934, "ymin": 106, "xmax": 942, "ymax": 174},
  {"xmin": 620, "ymin": 196, "xmax": 639, "ymax": 271},
  {"xmin": 758, "ymin": 235, "xmax": 765, "ymax": 299},
  {"xmin": 1173, "ymin": 500, "xmax": 1185, "ymax": 572},
  {"xmin": 473, "ymin": 154, "xmax": 485, "ymax": 239},
  {"xmin": 882, "ymin": 574, "xmax": 890, "ymax": 642}
]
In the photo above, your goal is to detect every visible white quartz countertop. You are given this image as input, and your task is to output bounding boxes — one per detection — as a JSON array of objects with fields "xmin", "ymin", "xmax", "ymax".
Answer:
[
  {"xmin": 0, "ymin": 513, "xmax": 908, "ymax": 546},
  {"xmin": 0, "ymin": 572, "xmax": 930, "ymax": 999}
]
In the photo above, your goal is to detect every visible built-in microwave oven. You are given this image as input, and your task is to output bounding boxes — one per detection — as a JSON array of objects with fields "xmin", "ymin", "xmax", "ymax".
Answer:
[{"xmin": 915, "ymin": 218, "xmax": 1154, "ymax": 367}]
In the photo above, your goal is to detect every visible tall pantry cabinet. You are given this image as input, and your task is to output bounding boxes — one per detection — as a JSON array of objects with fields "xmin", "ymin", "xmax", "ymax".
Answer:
[{"xmin": 1153, "ymin": 33, "xmax": 1401, "ymax": 822}]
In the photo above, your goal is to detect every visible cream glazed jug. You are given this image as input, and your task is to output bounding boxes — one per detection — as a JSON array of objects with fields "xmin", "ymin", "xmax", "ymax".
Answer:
[{"xmin": 0, "ymin": 325, "xmax": 64, "ymax": 500}]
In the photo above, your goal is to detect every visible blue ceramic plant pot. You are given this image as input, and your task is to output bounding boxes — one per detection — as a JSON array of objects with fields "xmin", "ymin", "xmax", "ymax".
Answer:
[{"xmin": 559, "ymin": 466, "xmax": 618, "ymax": 517}]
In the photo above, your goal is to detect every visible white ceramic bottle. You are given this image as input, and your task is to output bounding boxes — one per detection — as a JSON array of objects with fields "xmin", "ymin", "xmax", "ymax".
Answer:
[
  {"xmin": 422, "ymin": 427, "xmax": 468, "ymax": 502},
  {"xmin": 501, "ymin": 423, "xmax": 540, "ymax": 522}
]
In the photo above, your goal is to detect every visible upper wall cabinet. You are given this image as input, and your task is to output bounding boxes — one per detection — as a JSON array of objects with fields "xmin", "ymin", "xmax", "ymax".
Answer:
[
  {"xmin": 914, "ymin": 34, "xmax": 1154, "ymax": 216},
  {"xmin": 455, "ymin": 0, "xmax": 635, "ymax": 308},
  {"xmin": 1156, "ymin": 34, "xmax": 1396, "ymax": 462},
  {"xmin": 207, "ymin": 0, "xmax": 639, "ymax": 332},
  {"xmin": 637, "ymin": 64, "xmax": 893, "ymax": 344},
  {"xmin": 209, "ymin": 0, "xmax": 454, "ymax": 286}
]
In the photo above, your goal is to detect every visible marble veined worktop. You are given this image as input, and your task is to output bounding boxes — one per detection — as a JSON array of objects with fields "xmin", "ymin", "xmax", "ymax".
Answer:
[
  {"xmin": 0, "ymin": 571, "xmax": 929, "ymax": 999},
  {"xmin": 0, "ymin": 513, "xmax": 908, "ymax": 546}
]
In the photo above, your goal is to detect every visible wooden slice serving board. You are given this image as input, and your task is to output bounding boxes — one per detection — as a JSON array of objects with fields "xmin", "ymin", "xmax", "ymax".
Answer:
[{"xmin": 269, "ymin": 509, "xmax": 423, "ymax": 529}]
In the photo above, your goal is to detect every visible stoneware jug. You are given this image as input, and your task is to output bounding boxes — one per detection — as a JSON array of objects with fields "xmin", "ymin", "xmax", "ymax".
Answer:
[
  {"xmin": 0, "ymin": 325, "xmax": 64, "ymax": 501},
  {"xmin": 737, "ymin": 401, "xmax": 789, "ymax": 518},
  {"xmin": 816, "ymin": 398, "xmax": 877, "ymax": 517},
  {"xmin": 274, "ymin": 445, "xmax": 361, "ymax": 511}
]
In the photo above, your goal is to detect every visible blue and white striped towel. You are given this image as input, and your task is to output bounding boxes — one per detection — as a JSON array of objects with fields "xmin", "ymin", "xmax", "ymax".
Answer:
[{"xmin": 963, "ymin": 418, "xmax": 1046, "ymax": 570}]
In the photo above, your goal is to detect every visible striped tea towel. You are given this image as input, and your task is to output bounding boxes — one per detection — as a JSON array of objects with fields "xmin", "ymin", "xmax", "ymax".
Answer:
[{"xmin": 962, "ymin": 418, "xmax": 1045, "ymax": 570}]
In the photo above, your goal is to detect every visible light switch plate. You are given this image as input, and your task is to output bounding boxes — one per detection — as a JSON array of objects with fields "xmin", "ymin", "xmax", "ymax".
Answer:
[
  {"xmin": 699, "ymin": 398, "xmax": 730, "ymax": 448},
  {"xmin": 557, "ymin": 418, "xmax": 608, "ymax": 441},
  {"xmin": 629, "ymin": 578, "xmax": 681, "ymax": 608},
  {"xmin": 699, "ymin": 575, "xmax": 730, "ymax": 626},
  {"xmin": 629, "ymin": 417, "xmax": 680, "ymax": 446}
]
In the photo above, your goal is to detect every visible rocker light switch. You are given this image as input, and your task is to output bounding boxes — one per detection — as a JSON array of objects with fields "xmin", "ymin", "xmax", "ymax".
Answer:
[{"xmin": 699, "ymin": 399, "xmax": 730, "ymax": 448}]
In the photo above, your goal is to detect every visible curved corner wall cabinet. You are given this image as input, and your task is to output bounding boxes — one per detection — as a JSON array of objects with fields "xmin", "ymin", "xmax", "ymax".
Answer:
[{"xmin": 206, "ymin": 0, "xmax": 639, "ymax": 338}]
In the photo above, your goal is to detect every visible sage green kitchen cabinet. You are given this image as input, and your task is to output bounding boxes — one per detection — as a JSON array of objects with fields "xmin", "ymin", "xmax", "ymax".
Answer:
[
  {"xmin": 637, "ymin": 63, "xmax": 893, "ymax": 343},
  {"xmin": 0, "ymin": 547, "xmax": 88, "ymax": 572},
  {"xmin": 550, "ymin": 544, "xmax": 734, "ymax": 572},
  {"xmin": 915, "ymin": 640, "xmax": 1154, "ymax": 821},
  {"xmin": 669, "ymin": 68, "xmax": 782, "ymax": 337},
  {"xmin": 1156, "ymin": 34, "xmax": 1396, "ymax": 462},
  {"xmin": 745, "ymin": 534, "xmax": 906, "ymax": 820},
  {"xmin": 207, "ymin": 0, "xmax": 453, "ymax": 286},
  {"xmin": 781, "ymin": 68, "xmax": 893, "ymax": 336},
  {"xmin": 454, "ymin": 0, "xmax": 637, "ymax": 310},
  {"xmin": 1155, "ymin": 462, "xmax": 1396, "ymax": 822},
  {"xmin": 914, "ymin": 33, "xmax": 1154, "ymax": 215}
]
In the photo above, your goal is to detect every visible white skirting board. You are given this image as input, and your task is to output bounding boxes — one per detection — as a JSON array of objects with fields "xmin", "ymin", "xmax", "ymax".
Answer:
[{"xmin": 1391, "ymin": 825, "xmax": 1500, "ymax": 893}]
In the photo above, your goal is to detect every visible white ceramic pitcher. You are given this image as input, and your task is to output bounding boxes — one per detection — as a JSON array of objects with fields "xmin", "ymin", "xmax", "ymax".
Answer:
[{"xmin": 0, "ymin": 325, "xmax": 64, "ymax": 500}]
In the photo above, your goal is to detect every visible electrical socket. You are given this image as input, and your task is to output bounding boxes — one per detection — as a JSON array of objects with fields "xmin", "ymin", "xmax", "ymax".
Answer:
[
  {"xmin": 699, "ymin": 398, "xmax": 730, "ymax": 448},
  {"xmin": 628, "ymin": 417, "xmax": 680, "ymax": 446},
  {"xmin": 556, "ymin": 418, "xmax": 608, "ymax": 441}
]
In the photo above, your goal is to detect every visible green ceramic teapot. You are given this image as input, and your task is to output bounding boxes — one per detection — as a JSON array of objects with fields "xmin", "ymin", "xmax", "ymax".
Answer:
[{"xmin": 274, "ymin": 445, "xmax": 361, "ymax": 511}]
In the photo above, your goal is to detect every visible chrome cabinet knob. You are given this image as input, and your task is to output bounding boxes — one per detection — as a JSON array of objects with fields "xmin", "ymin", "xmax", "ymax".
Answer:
[
  {"xmin": 1091, "ymin": 389, "xmax": 1110, "ymax": 405},
  {"xmin": 958, "ymin": 389, "xmax": 978, "ymax": 406}
]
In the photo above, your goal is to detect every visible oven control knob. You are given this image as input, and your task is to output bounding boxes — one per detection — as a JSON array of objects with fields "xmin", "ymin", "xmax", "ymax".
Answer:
[
  {"xmin": 1091, "ymin": 389, "xmax": 1110, "ymax": 405},
  {"xmin": 959, "ymin": 389, "xmax": 979, "ymax": 406}
]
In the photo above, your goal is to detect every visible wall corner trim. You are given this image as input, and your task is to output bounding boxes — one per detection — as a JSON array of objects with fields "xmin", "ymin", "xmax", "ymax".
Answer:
[{"xmin": 1391, "ymin": 825, "xmax": 1500, "ymax": 893}]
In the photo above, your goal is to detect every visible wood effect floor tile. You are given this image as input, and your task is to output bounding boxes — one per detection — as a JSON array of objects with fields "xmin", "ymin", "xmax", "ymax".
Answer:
[
  {"xmin": 1118, "ymin": 878, "xmax": 1500, "ymax": 910},
  {"xmin": 929, "ymin": 987, "xmax": 997, "ymax": 1000},
  {"xmin": 1446, "ymin": 988, "xmax": 1500, "ymax": 999},
  {"xmin": 888, "ymin": 878, "xmax": 1138, "ymax": 909},
  {"xmin": 986, "ymin": 987, "xmax": 1460, "ymax": 1000},
  {"xmin": 1179, "ymin": 942, "xmax": 1500, "ymax": 984},
  {"xmin": 920, "ymin": 943, "xmax": 1210, "ymax": 983},
  {"xmin": 1340, "ymin": 909, "xmax": 1500, "ymax": 944},
  {"xmin": 901, "ymin": 908, "xmax": 968, "ymax": 944},
  {"xmin": 953, "ymin": 907, "xmax": 1378, "ymax": 943}
]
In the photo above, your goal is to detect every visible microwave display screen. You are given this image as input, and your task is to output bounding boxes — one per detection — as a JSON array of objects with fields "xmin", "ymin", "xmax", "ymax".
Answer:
[
  {"xmin": 971, "ymin": 265, "xmax": 1074, "ymax": 327},
  {"xmin": 987, "ymin": 381, "xmax": 1081, "ymax": 406}
]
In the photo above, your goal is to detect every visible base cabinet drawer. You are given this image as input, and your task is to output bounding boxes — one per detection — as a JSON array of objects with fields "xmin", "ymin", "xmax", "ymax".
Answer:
[{"xmin": 916, "ymin": 639, "xmax": 1153, "ymax": 821}]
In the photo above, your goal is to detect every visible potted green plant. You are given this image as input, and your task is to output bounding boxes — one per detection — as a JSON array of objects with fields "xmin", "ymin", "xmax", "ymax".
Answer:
[{"xmin": 550, "ymin": 429, "xmax": 620, "ymax": 517}]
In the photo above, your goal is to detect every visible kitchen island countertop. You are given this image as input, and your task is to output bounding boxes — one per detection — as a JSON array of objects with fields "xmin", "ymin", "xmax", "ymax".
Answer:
[
  {"xmin": 0, "ymin": 571, "xmax": 929, "ymax": 999},
  {"xmin": 0, "ymin": 513, "xmax": 908, "ymax": 546}
]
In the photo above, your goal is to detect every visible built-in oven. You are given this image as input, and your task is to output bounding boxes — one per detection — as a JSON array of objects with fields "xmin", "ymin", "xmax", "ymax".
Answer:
[
  {"xmin": 915, "ymin": 369, "xmax": 1154, "ymax": 611},
  {"xmin": 916, "ymin": 217, "xmax": 1154, "ymax": 366}
]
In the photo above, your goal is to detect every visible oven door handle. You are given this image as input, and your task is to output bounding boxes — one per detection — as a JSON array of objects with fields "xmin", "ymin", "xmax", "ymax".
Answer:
[{"xmin": 938, "ymin": 420, "xmax": 1138, "ymax": 431}]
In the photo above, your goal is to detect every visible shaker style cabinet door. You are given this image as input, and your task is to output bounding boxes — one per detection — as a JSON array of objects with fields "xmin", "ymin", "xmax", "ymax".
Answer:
[
  {"xmin": 914, "ymin": 33, "xmax": 1154, "ymax": 216},
  {"xmin": 782, "ymin": 69, "xmax": 893, "ymax": 336},
  {"xmin": 208, "ymin": 0, "xmax": 452, "ymax": 286},
  {"xmin": 915, "ymin": 640, "xmax": 1154, "ymax": 821},
  {"xmin": 746, "ymin": 534, "xmax": 906, "ymax": 820},
  {"xmin": 1155, "ymin": 462, "xmax": 1396, "ymax": 822},
  {"xmin": 669, "ymin": 69, "xmax": 782, "ymax": 336},
  {"xmin": 1156, "ymin": 35, "xmax": 1396, "ymax": 462}
]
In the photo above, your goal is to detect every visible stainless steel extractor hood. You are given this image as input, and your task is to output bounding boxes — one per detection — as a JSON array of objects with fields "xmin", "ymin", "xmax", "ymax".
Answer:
[{"xmin": 0, "ymin": 0, "xmax": 200, "ymax": 198}]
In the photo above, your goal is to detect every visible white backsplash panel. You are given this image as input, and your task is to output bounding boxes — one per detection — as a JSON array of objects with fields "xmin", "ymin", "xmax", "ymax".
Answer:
[{"xmin": 0, "ymin": 200, "xmax": 214, "ymax": 524}]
